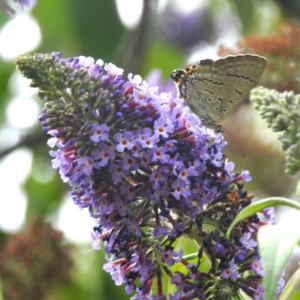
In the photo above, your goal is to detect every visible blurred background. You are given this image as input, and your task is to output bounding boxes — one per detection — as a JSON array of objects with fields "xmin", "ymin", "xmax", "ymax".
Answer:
[{"xmin": 0, "ymin": 0, "xmax": 300, "ymax": 299}]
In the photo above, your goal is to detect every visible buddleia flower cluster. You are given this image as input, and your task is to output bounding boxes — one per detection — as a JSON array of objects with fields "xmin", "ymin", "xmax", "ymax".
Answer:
[
  {"xmin": 16, "ymin": 53, "xmax": 284, "ymax": 300},
  {"xmin": 0, "ymin": 0, "xmax": 36, "ymax": 15},
  {"xmin": 251, "ymin": 87, "xmax": 300, "ymax": 175}
]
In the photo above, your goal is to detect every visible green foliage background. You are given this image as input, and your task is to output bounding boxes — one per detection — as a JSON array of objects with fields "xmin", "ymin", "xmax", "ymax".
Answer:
[{"xmin": 0, "ymin": 0, "xmax": 299, "ymax": 299}]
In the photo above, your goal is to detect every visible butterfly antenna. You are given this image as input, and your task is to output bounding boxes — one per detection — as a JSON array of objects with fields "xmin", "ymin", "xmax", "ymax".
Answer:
[{"xmin": 222, "ymin": 127, "xmax": 247, "ymax": 159}]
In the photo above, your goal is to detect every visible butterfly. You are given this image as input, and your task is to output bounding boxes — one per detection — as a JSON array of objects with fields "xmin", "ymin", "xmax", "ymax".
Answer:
[{"xmin": 171, "ymin": 54, "xmax": 267, "ymax": 132}]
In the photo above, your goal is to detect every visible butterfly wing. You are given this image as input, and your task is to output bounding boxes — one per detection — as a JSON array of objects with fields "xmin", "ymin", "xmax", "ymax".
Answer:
[
  {"xmin": 189, "ymin": 59, "xmax": 228, "ymax": 129},
  {"xmin": 213, "ymin": 55, "xmax": 267, "ymax": 122},
  {"xmin": 174, "ymin": 54, "xmax": 267, "ymax": 131}
]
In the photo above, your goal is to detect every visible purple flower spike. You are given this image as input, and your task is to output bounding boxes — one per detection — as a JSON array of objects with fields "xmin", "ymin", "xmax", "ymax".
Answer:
[{"xmin": 15, "ymin": 52, "xmax": 284, "ymax": 300}]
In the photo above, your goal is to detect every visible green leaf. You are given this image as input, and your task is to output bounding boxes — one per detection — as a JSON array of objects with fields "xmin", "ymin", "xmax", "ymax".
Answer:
[
  {"xmin": 0, "ymin": 61, "xmax": 14, "ymax": 122},
  {"xmin": 229, "ymin": 0, "xmax": 255, "ymax": 34},
  {"xmin": 296, "ymin": 180, "xmax": 300, "ymax": 199},
  {"xmin": 152, "ymin": 265, "xmax": 169, "ymax": 297},
  {"xmin": 67, "ymin": 0, "xmax": 125, "ymax": 62},
  {"xmin": 142, "ymin": 40, "xmax": 186, "ymax": 78},
  {"xmin": 0, "ymin": 277, "xmax": 4, "ymax": 300},
  {"xmin": 226, "ymin": 197, "xmax": 300, "ymax": 238},
  {"xmin": 280, "ymin": 267, "xmax": 300, "ymax": 300},
  {"xmin": 258, "ymin": 225, "xmax": 300, "ymax": 300},
  {"xmin": 237, "ymin": 289, "xmax": 254, "ymax": 300},
  {"xmin": 32, "ymin": 0, "xmax": 82, "ymax": 55}
]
